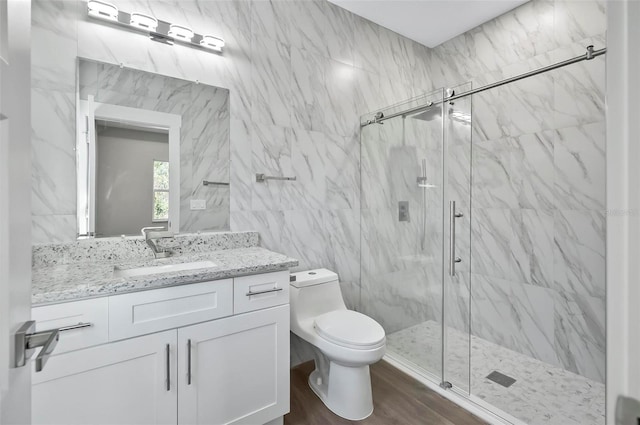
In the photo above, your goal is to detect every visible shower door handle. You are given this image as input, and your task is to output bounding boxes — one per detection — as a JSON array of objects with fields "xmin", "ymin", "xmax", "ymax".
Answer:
[{"xmin": 449, "ymin": 201, "xmax": 463, "ymax": 276}]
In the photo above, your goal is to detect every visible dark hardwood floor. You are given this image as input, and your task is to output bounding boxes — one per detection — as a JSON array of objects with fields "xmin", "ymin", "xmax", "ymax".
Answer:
[{"xmin": 285, "ymin": 360, "xmax": 487, "ymax": 425}]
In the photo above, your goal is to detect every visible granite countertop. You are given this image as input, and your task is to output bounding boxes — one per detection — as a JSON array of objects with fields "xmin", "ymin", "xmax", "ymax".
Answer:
[{"xmin": 32, "ymin": 247, "xmax": 298, "ymax": 306}]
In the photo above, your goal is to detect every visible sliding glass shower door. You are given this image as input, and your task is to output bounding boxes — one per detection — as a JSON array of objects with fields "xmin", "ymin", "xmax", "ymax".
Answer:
[
  {"xmin": 359, "ymin": 85, "xmax": 473, "ymax": 392},
  {"xmin": 360, "ymin": 88, "xmax": 448, "ymax": 382},
  {"xmin": 442, "ymin": 83, "xmax": 473, "ymax": 394}
]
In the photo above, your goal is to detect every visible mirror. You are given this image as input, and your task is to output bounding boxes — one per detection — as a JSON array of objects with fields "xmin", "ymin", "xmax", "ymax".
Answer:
[{"xmin": 76, "ymin": 59, "xmax": 230, "ymax": 238}]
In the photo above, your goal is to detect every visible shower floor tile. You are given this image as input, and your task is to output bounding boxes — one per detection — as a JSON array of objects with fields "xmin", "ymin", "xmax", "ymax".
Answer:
[{"xmin": 386, "ymin": 321, "xmax": 605, "ymax": 425}]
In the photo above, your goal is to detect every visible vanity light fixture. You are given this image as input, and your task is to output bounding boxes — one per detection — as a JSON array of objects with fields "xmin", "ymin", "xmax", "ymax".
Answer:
[
  {"xmin": 85, "ymin": 1, "xmax": 224, "ymax": 54},
  {"xmin": 130, "ymin": 13, "xmax": 158, "ymax": 31},
  {"xmin": 87, "ymin": 0, "xmax": 118, "ymax": 22},
  {"xmin": 200, "ymin": 35, "xmax": 225, "ymax": 52},
  {"xmin": 168, "ymin": 24, "xmax": 194, "ymax": 42}
]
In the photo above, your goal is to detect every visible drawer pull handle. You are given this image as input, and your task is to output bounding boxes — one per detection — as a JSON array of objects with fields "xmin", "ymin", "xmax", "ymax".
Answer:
[
  {"xmin": 246, "ymin": 287, "xmax": 283, "ymax": 297},
  {"xmin": 58, "ymin": 322, "xmax": 93, "ymax": 332}
]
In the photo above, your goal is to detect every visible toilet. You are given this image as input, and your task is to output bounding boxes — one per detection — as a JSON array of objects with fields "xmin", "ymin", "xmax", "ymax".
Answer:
[{"xmin": 289, "ymin": 268, "xmax": 386, "ymax": 420}]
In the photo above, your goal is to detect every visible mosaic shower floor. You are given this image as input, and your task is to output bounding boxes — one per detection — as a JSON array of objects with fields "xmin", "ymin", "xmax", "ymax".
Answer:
[{"xmin": 386, "ymin": 321, "xmax": 605, "ymax": 425}]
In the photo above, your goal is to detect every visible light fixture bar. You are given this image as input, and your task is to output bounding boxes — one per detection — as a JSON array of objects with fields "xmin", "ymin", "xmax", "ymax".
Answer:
[
  {"xmin": 86, "ymin": 3, "xmax": 224, "ymax": 54},
  {"xmin": 87, "ymin": 0, "xmax": 118, "ymax": 22},
  {"xmin": 130, "ymin": 13, "xmax": 158, "ymax": 31}
]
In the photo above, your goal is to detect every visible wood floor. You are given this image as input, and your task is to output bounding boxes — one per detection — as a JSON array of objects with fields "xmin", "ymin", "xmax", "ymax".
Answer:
[{"xmin": 285, "ymin": 360, "xmax": 487, "ymax": 425}]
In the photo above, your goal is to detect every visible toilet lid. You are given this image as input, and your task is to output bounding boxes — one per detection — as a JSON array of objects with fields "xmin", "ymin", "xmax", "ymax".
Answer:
[{"xmin": 314, "ymin": 310, "xmax": 386, "ymax": 348}]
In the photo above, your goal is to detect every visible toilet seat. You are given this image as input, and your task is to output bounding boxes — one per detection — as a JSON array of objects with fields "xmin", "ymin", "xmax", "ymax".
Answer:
[{"xmin": 314, "ymin": 310, "xmax": 385, "ymax": 350}]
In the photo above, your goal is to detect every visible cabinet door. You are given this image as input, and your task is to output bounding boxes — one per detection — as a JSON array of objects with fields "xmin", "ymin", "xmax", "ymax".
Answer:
[
  {"xmin": 178, "ymin": 305, "xmax": 289, "ymax": 425},
  {"xmin": 32, "ymin": 330, "xmax": 177, "ymax": 425}
]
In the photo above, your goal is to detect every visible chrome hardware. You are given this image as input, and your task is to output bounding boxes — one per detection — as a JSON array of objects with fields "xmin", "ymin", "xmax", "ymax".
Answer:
[
  {"xmin": 142, "ymin": 226, "xmax": 175, "ymax": 259},
  {"xmin": 449, "ymin": 201, "xmax": 464, "ymax": 277},
  {"xmin": 361, "ymin": 46, "xmax": 607, "ymax": 128},
  {"xmin": 417, "ymin": 161, "xmax": 437, "ymax": 189},
  {"xmin": 165, "ymin": 344, "xmax": 171, "ymax": 391},
  {"xmin": 58, "ymin": 322, "xmax": 93, "ymax": 332},
  {"xmin": 440, "ymin": 381, "xmax": 453, "ymax": 390},
  {"xmin": 15, "ymin": 320, "xmax": 60, "ymax": 372},
  {"xmin": 255, "ymin": 174, "xmax": 297, "ymax": 183},
  {"xmin": 246, "ymin": 287, "xmax": 283, "ymax": 297},
  {"xmin": 202, "ymin": 180, "xmax": 230, "ymax": 186},
  {"xmin": 398, "ymin": 201, "xmax": 410, "ymax": 222},
  {"xmin": 187, "ymin": 339, "xmax": 192, "ymax": 385}
]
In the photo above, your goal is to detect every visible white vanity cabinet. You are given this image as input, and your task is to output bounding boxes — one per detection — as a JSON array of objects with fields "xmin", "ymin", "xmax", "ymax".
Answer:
[
  {"xmin": 31, "ymin": 271, "xmax": 290, "ymax": 425},
  {"xmin": 32, "ymin": 330, "xmax": 177, "ymax": 425},
  {"xmin": 178, "ymin": 305, "xmax": 289, "ymax": 425}
]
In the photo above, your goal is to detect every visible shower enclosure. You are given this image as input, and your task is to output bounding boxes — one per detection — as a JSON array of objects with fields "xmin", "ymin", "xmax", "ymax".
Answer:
[{"xmin": 359, "ymin": 49, "xmax": 606, "ymax": 425}]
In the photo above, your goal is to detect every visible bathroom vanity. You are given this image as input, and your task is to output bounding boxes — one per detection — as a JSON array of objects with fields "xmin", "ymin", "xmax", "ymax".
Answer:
[{"xmin": 30, "ymin": 233, "xmax": 297, "ymax": 425}]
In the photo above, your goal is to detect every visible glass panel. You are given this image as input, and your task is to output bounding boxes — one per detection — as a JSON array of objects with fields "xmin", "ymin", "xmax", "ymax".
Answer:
[
  {"xmin": 443, "ymin": 82, "xmax": 473, "ymax": 393},
  {"xmin": 467, "ymin": 67, "xmax": 605, "ymax": 425},
  {"xmin": 360, "ymin": 88, "xmax": 446, "ymax": 381}
]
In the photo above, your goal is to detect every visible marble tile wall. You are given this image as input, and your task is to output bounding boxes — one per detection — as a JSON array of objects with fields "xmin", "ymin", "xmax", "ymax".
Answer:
[{"xmin": 31, "ymin": 0, "xmax": 434, "ymax": 365}]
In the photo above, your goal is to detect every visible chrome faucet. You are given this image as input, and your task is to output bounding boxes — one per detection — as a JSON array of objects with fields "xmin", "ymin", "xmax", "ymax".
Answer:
[{"xmin": 141, "ymin": 227, "xmax": 175, "ymax": 258}]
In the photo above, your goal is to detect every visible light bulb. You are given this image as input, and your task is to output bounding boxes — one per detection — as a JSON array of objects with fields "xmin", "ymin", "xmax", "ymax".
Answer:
[
  {"xmin": 168, "ymin": 24, "xmax": 194, "ymax": 42},
  {"xmin": 200, "ymin": 35, "xmax": 225, "ymax": 51},
  {"xmin": 130, "ymin": 13, "xmax": 158, "ymax": 31},
  {"xmin": 87, "ymin": 0, "xmax": 118, "ymax": 22}
]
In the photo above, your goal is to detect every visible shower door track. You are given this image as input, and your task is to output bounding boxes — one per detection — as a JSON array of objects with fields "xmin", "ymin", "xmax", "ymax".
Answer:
[{"xmin": 361, "ymin": 45, "xmax": 606, "ymax": 127}]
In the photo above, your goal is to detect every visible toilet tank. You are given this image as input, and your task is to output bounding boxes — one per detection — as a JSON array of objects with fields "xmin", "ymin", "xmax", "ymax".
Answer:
[{"xmin": 290, "ymin": 269, "xmax": 347, "ymax": 323}]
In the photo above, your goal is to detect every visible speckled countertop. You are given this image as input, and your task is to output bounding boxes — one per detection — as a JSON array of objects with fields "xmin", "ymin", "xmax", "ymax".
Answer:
[{"xmin": 32, "ymin": 247, "xmax": 298, "ymax": 306}]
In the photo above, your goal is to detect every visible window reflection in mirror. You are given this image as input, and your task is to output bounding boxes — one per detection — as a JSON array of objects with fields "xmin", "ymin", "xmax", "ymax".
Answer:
[{"xmin": 153, "ymin": 160, "xmax": 170, "ymax": 223}]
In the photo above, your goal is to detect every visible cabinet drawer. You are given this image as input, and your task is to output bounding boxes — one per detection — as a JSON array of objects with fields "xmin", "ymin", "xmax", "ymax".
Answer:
[
  {"xmin": 109, "ymin": 280, "xmax": 233, "ymax": 341},
  {"xmin": 234, "ymin": 271, "xmax": 289, "ymax": 314},
  {"xmin": 32, "ymin": 298, "xmax": 108, "ymax": 354}
]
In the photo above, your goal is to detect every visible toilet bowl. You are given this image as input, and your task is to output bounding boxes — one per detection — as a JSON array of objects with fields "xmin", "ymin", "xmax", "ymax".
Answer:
[{"xmin": 290, "ymin": 269, "xmax": 386, "ymax": 420}]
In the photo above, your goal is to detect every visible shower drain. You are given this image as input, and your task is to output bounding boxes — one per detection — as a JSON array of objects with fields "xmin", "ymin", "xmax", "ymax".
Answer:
[{"xmin": 486, "ymin": 371, "xmax": 516, "ymax": 388}]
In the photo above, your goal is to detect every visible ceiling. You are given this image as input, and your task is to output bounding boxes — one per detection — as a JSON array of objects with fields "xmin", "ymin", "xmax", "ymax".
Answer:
[{"xmin": 328, "ymin": 0, "xmax": 529, "ymax": 48}]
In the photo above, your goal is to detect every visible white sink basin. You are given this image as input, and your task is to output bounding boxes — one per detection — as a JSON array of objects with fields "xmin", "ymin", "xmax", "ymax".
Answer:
[{"xmin": 113, "ymin": 260, "xmax": 217, "ymax": 278}]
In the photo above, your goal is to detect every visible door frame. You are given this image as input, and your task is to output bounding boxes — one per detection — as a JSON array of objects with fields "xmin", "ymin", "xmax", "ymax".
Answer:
[
  {"xmin": 77, "ymin": 97, "xmax": 182, "ymax": 236},
  {"xmin": 0, "ymin": 0, "xmax": 33, "ymax": 423},
  {"xmin": 606, "ymin": 0, "xmax": 640, "ymax": 423}
]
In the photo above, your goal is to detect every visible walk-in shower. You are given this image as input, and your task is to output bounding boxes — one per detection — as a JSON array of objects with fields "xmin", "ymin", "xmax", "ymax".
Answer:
[{"xmin": 359, "ymin": 46, "xmax": 607, "ymax": 425}]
